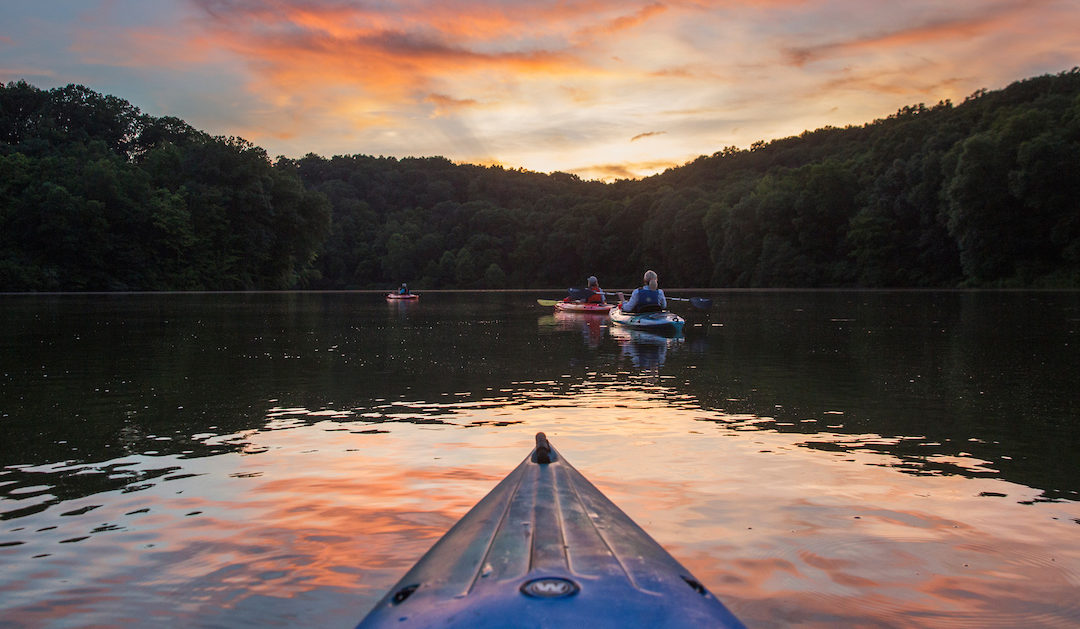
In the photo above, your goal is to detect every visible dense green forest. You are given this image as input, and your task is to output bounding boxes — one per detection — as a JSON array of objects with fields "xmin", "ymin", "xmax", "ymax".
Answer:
[{"xmin": 2, "ymin": 69, "xmax": 1079, "ymax": 291}]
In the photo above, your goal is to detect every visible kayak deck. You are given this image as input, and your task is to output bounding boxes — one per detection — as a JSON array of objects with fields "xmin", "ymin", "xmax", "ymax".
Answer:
[
  {"xmin": 357, "ymin": 433, "xmax": 744, "ymax": 628},
  {"xmin": 554, "ymin": 300, "xmax": 612, "ymax": 313},
  {"xmin": 609, "ymin": 306, "xmax": 685, "ymax": 335}
]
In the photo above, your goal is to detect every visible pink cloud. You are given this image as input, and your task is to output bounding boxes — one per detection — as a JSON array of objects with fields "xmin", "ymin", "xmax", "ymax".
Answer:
[
  {"xmin": 186, "ymin": 0, "xmax": 619, "ymax": 103},
  {"xmin": 783, "ymin": 1, "xmax": 1053, "ymax": 67},
  {"xmin": 426, "ymin": 92, "xmax": 481, "ymax": 115},
  {"xmin": 71, "ymin": 26, "xmax": 223, "ymax": 69},
  {"xmin": 573, "ymin": 2, "xmax": 668, "ymax": 43},
  {"xmin": 572, "ymin": 156, "xmax": 685, "ymax": 180},
  {"xmin": 36, "ymin": 0, "xmax": 1079, "ymax": 174}
]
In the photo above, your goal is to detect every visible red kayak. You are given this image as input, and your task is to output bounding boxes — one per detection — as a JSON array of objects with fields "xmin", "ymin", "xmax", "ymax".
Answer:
[{"xmin": 386, "ymin": 293, "xmax": 419, "ymax": 300}]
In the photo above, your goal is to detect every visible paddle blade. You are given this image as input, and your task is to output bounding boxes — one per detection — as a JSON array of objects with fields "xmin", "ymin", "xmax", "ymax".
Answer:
[
  {"xmin": 690, "ymin": 297, "xmax": 713, "ymax": 311},
  {"xmin": 537, "ymin": 299, "xmax": 560, "ymax": 307},
  {"xmin": 567, "ymin": 287, "xmax": 592, "ymax": 300}
]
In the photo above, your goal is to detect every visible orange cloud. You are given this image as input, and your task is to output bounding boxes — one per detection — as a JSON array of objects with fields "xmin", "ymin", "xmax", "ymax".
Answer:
[
  {"xmin": 573, "ymin": 2, "xmax": 669, "ymax": 43},
  {"xmin": 172, "ymin": 0, "xmax": 689, "ymax": 155},
  {"xmin": 426, "ymin": 93, "xmax": 481, "ymax": 115},
  {"xmin": 192, "ymin": 0, "xmax": 651, "ymax": 49},
  {"xmin": 813, "ymin": 67, "xmax": 971, "ymax": 99},
  {"xmin": 43, "ymin": 0, "xmax": 1078, "ymax": 176},
  {"xmin": 571, "ymin": 156, "xmax": 686, "ymax": 181},
  {"xmin": 784, "ymin": 2, "xmax": 1046, "ymax": 67},
  {"xmin": 650, "ymin": 66, "xmax": 699, "ymax": 78},
  {"xmin": 189, "ymin": 1, "xmax": 612, "ymax": 106}
]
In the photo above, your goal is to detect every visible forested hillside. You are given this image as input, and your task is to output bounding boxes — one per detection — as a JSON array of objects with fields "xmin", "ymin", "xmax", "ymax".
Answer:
[
  {"xmin": 2, "ymin": 69, "xmax": 1079, "ymax": 291},
  {"xmin": 0, "ymin": 83, "xmax": 331, "ymax": 291}
]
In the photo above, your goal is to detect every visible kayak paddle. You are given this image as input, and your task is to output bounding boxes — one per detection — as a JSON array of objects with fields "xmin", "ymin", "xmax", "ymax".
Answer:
[
  {"xmin": 668, "ymin": 296, "xmax": 714, "ymax": 310},
  {"xmin": 568, "ymin": 287, "xmax": 713, "ymax": 311}
]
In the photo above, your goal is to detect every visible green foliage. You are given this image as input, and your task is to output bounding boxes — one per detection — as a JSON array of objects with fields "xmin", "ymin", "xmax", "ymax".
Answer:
[
  {"xmin": 3, "ymin": 69, "xmax": 1080, "ymax": 290},
  {"xmin": 0, "ymin": 81, "xmax": 329, "ymax": 290}
]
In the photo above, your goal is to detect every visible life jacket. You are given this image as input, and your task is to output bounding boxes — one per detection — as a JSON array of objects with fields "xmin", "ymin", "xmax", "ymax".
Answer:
[
  {"xmin": 628, "ymin": 288, "xmax": 662, "ymax": 313},
  {"xmin": 586, "ymin": 286, "xmax": 604, "ymax": 303}
]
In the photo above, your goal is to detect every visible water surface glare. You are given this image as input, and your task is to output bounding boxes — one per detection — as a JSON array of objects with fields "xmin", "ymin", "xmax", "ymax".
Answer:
[{"xmin": 1, "ymin": 291, "xmax": 1078, "ymax": 627}]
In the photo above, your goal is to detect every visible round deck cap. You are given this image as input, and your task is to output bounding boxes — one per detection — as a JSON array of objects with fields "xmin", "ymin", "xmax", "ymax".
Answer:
[{"xmin": 520, "ymin": 577, "xmax": 579, "ymax": 598}]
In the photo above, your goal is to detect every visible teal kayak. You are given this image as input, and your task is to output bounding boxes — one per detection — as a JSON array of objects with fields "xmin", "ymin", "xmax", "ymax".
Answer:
[
  {"xmin": 356, "ymin": 433, "xmax": 744, "ymax": 628},
  {"xmin": 608, "ymin": 305, "xmax": 685, "ymax": 335}
]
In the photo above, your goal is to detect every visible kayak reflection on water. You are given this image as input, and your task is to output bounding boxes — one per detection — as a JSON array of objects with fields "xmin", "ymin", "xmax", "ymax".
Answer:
[
  {"xmin": 537, "ymin": 312, "xmax": 606, "ymax": 348},
  {"xmin": 555, "ymin": 310, "xmax": 606, "ymax": 347},
  {"xmin": 610, "ymin": 325, "xmax": 683, "ymax": 370}
]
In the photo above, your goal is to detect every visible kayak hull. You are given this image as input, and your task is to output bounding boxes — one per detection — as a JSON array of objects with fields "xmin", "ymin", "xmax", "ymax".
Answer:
[
  {"xmin": 608, "ymin": 305, "xmax": 685, "ymax": 335},
  {"xmin": 386, "ymin": 293, "xmax": 419, "ymax": 300},
  {"xmin": 553, "ymin": 301, "xmax": 612, "ymax": 313},
  {"xmin": 356, "ymin": 434, "xmax": 744, "ymax": 629}
]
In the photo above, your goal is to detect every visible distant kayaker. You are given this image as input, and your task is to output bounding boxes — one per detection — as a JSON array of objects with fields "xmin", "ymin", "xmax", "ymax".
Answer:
[
  {"xmin": 618, "ymin": 270, "xmax": 666, "ymax": 313},
  {"xmin": 398, "ymin": 283, "xmax": 410, "ymax": 295}
]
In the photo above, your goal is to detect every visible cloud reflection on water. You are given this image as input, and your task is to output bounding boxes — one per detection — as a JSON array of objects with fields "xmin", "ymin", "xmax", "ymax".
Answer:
[{"xmin": 2, "ymin": 388, "xmax": 1079, "ymax": 627}]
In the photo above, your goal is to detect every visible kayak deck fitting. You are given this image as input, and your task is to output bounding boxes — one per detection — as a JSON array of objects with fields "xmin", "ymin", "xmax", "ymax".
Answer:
[{"xmin": 356, "ymin": 433, "xmax": 744, "ymax": 628}]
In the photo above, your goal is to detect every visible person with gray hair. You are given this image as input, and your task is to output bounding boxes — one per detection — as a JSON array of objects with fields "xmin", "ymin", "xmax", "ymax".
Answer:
[
  {"xmin": 618, "ymin": 270, "xmax": 667, "ymax": 313},
  {"xmin": 563, "ymin": 275, "xmax": 607, "ymax": 304},
  {"xmin": 584, "ymin": 275, "xmax": 606, "ymax": 304}
]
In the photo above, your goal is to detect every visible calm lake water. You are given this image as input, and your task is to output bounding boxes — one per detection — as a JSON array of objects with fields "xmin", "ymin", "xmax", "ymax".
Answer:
[{"xmin": 1, "ymin": 290, "xmax": 1078, "ymax": 628}]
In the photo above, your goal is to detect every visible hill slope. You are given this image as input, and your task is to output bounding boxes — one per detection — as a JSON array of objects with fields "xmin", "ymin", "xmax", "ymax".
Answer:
[{"xmin": 2, "ymin": 69, "xmax": 1079, "ymax": 290}]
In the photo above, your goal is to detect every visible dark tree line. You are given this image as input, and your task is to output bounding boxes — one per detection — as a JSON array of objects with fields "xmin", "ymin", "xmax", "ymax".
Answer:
[
  {"xmin": 0, "ymin": 82, "xmax": 330, "ymax": 290},
  {"xmin": 3, "ymin": 69, "xmax": 1079, "ymax": 291}
]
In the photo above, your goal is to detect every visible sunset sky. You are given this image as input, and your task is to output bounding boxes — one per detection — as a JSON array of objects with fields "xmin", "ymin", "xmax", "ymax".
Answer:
[{"xmin": 2, "ymin": 0, "xmax": 1078, "ymax": 180}]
